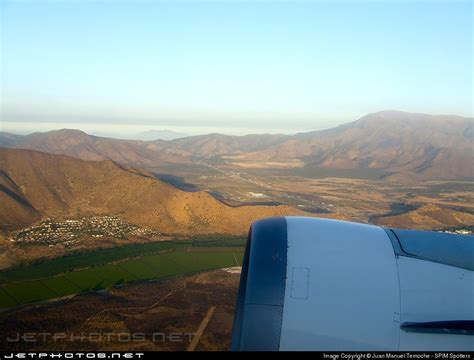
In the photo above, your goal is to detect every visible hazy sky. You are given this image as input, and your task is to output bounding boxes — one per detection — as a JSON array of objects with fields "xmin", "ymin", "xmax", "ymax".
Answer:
[{"xmin": 1, "ymin": 0, "xmax": 472, "ymax": 137}]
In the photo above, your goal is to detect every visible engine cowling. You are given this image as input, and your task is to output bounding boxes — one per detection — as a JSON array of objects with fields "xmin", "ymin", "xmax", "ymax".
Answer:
[{"xmin": 231, "ymin": 216, "xmax": 473, "ymax": 351}]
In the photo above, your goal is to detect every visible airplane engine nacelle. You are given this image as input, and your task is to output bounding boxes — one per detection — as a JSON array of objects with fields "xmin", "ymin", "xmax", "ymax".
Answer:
[{"xmin": 231, "ymin": 217, "xmax": 473, "ymax": 351}]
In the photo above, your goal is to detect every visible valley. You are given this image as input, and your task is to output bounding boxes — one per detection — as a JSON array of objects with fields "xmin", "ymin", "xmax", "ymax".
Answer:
[
  {"xmin": 0, "ymin": 111, "xmax": 472, "ymax": 352},
  {"xmin": 3, "ymin": 0, "xmax": 472, "ymax": 351},
  {"xmin": 0, "ymin": 111, "xmax": 473, "ymax": 272},
  {"xmin": 148, "ymin": 161, "xmax": 474, "ymax": 229}
]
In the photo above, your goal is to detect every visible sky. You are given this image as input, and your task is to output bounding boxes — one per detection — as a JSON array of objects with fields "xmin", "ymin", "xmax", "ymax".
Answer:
[{"xmin": 0, "ymin": 0, "xmax": 472, "ymax": 137}]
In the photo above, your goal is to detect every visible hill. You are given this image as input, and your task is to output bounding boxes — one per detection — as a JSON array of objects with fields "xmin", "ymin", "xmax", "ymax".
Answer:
[
  {"xmin": 0, "ymin": 148, "xmax": 307, "ymax": 234},
  {"xmin": 1, "ymin": 111, "xmax": 472, "ymax": 180},
  {"xmin": 372, "ymin": 204, "xmax": 474, "ymax": 230},
  {"xmin": 0, "ymin": 132, "xmax": 24, "ymax": 148},
  {"xmin": 232, "ymin": 111, "xmax": 473, "ymax": 180},
  {"xmin": 168, "ymin": 133, "xmax": 291, "ymax": 155},
  {"xmin": 0, "ymin": 129, "xmax": 190, "ymax": 166}
]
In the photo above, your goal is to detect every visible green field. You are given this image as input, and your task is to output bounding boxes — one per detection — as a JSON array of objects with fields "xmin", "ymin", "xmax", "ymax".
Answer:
[
  {"xmin": 0, "ymin": 238, "xmax": 245, "ymax": 309},
  {"xmin": 0, "ymin": 236, "xmax": 245, "ymax": 283}
]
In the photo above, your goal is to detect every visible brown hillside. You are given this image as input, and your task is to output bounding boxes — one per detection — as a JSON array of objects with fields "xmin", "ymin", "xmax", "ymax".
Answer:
[
  {"xmin": 373, "ymin": 204, "xmax": 474, "ymax": 230},
  {"xmin": 0, "ymin": 170, "xmax": 40, "ymax": 229},
  {"xmin": 233, "ymin": 111, "xmax": 473, "ymax": 180},
  {"xmin": 168, "ymin": 133, "xmax": 290, "ymax": 155},
  {"xmin": 0, "ymin": 148, "xmax": 308, "ymax": 234},
  {"xmin": 11, "ymin": 129, "xmax": 190, "ymax": 166}
]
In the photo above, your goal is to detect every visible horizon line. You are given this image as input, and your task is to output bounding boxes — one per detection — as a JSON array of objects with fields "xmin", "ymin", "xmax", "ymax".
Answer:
[{"xmin": 1, "ymin": 109, "xmax": 472, "ymax": 140}]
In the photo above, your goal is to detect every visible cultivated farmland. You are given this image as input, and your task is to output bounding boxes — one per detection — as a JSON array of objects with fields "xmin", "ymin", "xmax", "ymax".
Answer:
[{"xmin": 0, "ymin": 238, "xmax": 244, "ymax": 309}]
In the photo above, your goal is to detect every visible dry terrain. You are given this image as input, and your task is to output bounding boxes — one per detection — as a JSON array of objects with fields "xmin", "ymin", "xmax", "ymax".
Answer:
[
  {"xmin": 372, "ymin": 204, "xmax": 474, "ymax": 230},
  {"xmin": 0, "ymin": 110, "xmax": 472, "ymax": 270},
  {"xmin": 0, "ymin": 110, "xmax": 472, "ymax": 353},
  {"xmin": 0, "ymin": 148, "xmax": 309, "ymax": 236},
  {"xmin": 146, "ymin": 163, "xmax": 474, "ymax": 230},
  {"xmin": 0, "ymin": 269, "xmax": 240, "ymax": 351},
  {"xmin": 1, "ymin": 147, "xmax": 472, "ymax": 270}
]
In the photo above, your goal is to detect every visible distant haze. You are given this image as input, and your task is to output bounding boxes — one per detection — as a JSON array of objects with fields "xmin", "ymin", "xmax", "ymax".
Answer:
[{"xmin": 0, "ymin": 121, "xmax": 315, "ymax": 138}]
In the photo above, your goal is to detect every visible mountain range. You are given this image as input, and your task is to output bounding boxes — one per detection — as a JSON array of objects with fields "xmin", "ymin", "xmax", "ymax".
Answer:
[
  {"xmin": 1, "ymin": 111, "xmax": 472, "ymax": 181},
  {"xmin": 229, "ymin": 111, "xmax": 473, "ymax": 180}
]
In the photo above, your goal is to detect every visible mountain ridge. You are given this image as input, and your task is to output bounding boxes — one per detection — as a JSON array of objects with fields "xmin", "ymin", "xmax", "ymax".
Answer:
[
  {"xmin": 0, "ymin": 147, "xmax": 310, "ymax": 234},
  {"xmin": 1, "ymin": 111, "xmax": 472, "ymax": 180}
]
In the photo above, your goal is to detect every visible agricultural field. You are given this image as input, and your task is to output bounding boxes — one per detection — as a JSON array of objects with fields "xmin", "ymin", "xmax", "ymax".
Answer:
[
  {"xmin": 0, "ymin": 269, "xmax": 242, "ymax": 351},
  {"xmin": 0, "ymin": 238, "xmax": 245, "ymax": 310}
]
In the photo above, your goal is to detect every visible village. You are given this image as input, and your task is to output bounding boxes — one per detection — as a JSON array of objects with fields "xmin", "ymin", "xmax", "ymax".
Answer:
[
  {"xmin": 11, "ymin": 216, "xmax": 161, "ymax": 247},
  {"xmin": 441, "ymin": 228, "xmax": 473, "ymax": 235}
]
